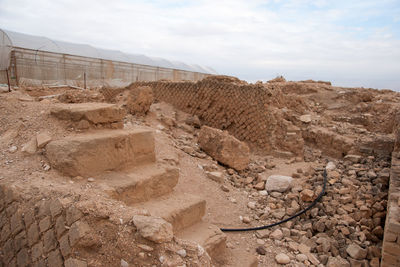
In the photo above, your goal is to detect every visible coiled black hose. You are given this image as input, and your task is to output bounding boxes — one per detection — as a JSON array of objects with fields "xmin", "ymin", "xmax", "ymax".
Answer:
[{"xmin": 220, "ymin": 169, "xmax": 327, "ymax": 232}]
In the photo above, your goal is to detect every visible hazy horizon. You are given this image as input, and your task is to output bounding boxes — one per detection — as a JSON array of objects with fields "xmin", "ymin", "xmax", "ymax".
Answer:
[{"xmin": 1, "ymin": 0, "xmax": 399, "ymax": 91}]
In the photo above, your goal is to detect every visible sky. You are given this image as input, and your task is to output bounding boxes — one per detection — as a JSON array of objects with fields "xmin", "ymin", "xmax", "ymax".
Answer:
[{"xmin": 0, "ymin": 0, "xmax": 399, "ymax": 90}]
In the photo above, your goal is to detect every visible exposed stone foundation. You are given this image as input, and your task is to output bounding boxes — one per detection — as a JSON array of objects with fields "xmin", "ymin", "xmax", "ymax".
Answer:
[{"xmin": 381, "ymin": 153, "xmax": 400, "ymax": 266}]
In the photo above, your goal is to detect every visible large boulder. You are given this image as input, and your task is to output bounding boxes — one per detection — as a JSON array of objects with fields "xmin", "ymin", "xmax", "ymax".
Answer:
[
  {"xmin": 265, "ymin": 175, "xmax": 293, "ymax": 192},
  {"xmin": 198, "ymin": 126, "xmax": 250, "ymax": 171},
  {"xmin": 132, "ymin": 215, "xmax": 173, "ymax": 243}
]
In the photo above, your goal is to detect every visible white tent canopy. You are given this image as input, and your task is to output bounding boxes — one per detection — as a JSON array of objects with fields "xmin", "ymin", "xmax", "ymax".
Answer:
[{"xmin": 0, "ymin": 28, "xmax": 217, "ymax": 74}]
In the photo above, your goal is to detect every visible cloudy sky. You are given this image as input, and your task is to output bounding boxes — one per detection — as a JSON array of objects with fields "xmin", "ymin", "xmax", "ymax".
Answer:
[{"xmin": 1, "ymin": 0, "xmax": 399, "ymax": 90}]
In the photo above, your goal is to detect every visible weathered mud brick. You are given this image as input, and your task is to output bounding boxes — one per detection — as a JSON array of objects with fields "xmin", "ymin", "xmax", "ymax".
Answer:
[
  {"xmin": 69, "ymin": 221, "xmax": 91, "ymax": 246},
  {"xmin": 43, "ymin": 229, "xmax": 57, "ymax": 253},
  {"xmin": 16, "ymin": 248, "xmax": 30, "ymax": 267},
  {"xmin": 38, "ymin": 216, "xmax": 51, "ymax": 233},
  {"xmin": 59, "ymin": 233, "xmax": 71, "ymax": 258},
  {"xmin": 0, "ymin": 197, "xmax": 4, "ymax": 212},
  {"xmin": 49, "ymin": 199, "xmax": 63, "ymax": 218},
  {"xmin": 37, "ymin": 200, "xmax": 51, "ymax": 219},
  {"xmin": 32, "ymin": 259, "xmax": 46, "ymax": 267},
  {"xmin": 23, "ymin": 208, "xmax": 35, "ymax": 228},
  {"xmin": 31, "ymin": 242, "xmax": 44, "ymax": 262},
  {"xmin": 27, "ymin": 223, "xmax": 39, "ymax": 246},
  {"xmin": 47, "ymin": 249, "xmax": 63, "ymax": 267},
  {"xmin": 2, "ymin": 238, "xmax": 15, "ymax": 263},
  {"xmin": 65, "ymin": 206, "xmax": 83, "ymax": 226},
  {"xmin": 13, "ymin": 230, "xmax": 27, "ymax": 252},
  {"xmin": 55, "ymin": 215, "xmax": 67, "ymax": 238},
  {"xmin": 0, "ymin": 222, "xmax": 11, "ymax": 242},
  {"xmin": 6, "ymin": 202, "xmax": 18, "ymax": 217},
  {"xmin": 382, "ymin": 251, "xmax": 400, "ymax": 266},
  {"xmin": 4, "ymin": 187, "xmax": 16, "ymax": 204}
]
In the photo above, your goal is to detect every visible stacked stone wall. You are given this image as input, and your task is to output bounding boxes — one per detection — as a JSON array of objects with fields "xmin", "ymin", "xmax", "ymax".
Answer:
[{"xmin": 381, "ymin": 154, "xmax": 400, "ymax": 266}]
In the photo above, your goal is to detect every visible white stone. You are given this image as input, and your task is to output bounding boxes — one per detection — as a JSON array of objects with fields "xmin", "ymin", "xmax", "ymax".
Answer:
[
  {"xmin": 177, "ymin": 249, "xmax": 187, "ymax": 257},
  {"xmin": 265, "ymin": 175, "xmax": 293, "ymax": 192},
  {"xmin": 8, "ymin": 146, "xmax": 17, "ymax": 153},
  {"xmin": 247, "ymin": 201, "xmax": 256, "ymax": 209},
  {"xmin": 259, "ymin": 190, "xmax": 268, "ymax": 196},
  {"xmin": 43, "ymin": 164, "xmax": 51, "ymax": 171},
  {"xmin": 275, "ymin": 253, "xmax": 290, "ymax": 264},
  {"xmin": 326, "ymin": 162, "xmax": 336, "ymax": 171},
  {"xmin": 299, "ymin": 114, "xmax": 312, "ymax": 123},
  {"xmin": 137, "ymin": 244, "xmax": 153, "ymax": 252},
  {"xmin": 242, "ymin": 216, "xmax": 251, "ymax": 223},
  {"xmin": 197, "ymin": 244, "xmax": 205, "ymax": 256},
  {"xmin": 120, "ymin": 259, "xmax": 129, "ymax": 267}
]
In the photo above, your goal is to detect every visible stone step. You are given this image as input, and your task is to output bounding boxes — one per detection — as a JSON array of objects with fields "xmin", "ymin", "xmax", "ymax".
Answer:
[
  {"xmin": 176, "ymin": 221, "xmax": 226, "ymax": 262},
  {"xmin": 98, "ymin": 163, "xmax": 179, "ymax": 205},
  {"xmin": 139, "ymin": 192, "xmax": 206, "ymax": 232},
  {"xmin": 51, "ymin": 102, "xmax": 125, "ymax": 128},
  {"xmin": 46, "ymin": 129, "xmax": 155, "ymax": 177}
]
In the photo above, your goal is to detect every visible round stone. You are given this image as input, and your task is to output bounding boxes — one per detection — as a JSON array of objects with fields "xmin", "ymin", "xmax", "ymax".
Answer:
[{"xmin": 275, "ymin": 253, "xmax": 290, "ymax": 264}]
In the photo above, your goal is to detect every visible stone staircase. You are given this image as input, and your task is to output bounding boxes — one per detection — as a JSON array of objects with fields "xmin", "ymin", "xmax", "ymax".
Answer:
[{"xmin": 46, "ymin": 103, "xmax": 257, "ymax": 267}]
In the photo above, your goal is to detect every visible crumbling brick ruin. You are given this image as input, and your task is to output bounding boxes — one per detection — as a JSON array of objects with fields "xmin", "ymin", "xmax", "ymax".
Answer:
[
  {"xmin": 1, "ymin": 76, "xmax": 400, "ymax": 266},
  {"xmin": 127, "ymin": 76, "xmax": 306, "ymax": 157}
]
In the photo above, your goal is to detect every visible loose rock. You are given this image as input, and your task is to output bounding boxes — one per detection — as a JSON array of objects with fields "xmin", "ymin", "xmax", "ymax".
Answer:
[
  {"xmin": 346, "ymin": 244, "xmax": 367, "ymax": 260},
  {"xmin": 326, "ymin": 256, "xmax": 350, "ymax": 267},
  {"xmin": 300, "ymin": 189, "xmax": 314, "ymax": 202},
  {"xmin": 265, "ymin": 175, "xmax": 293, "ymax": 192},
  {"xmin": 270, "ymin": 229, "xmax": 283, "ymax": 240},
  {"xmin": 256, "ymin": 246, "xmax": 266, "ymax": 255},
  {"xmin": 206, "ymin": 171, "xmax": 224, "ymax": 183},
  {"xmin": 132, "ymin": 215, "xmax": 173, "ymax": 243},
  {"xmin": 275, "ymin": 253, "xmax": 290, "ymax": 264},
  {"xmin": 36, "ymin": 132, "xmax": 52, "ymax": 148},
  {"xmin": 21, "ymin": 137, "xmax": 37, "ymax": 154}
]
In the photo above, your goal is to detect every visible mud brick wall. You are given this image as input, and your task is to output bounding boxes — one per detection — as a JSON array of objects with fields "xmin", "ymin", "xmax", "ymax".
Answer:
[
  {"xmin": 129, "ymin": 78, "xmax": 305, "ymax": 156},
  {"xmin": 381, "ymin": 154, "xmax": 400, "ymax": 266},
  {"xmin": 0, "ymin": 185, "xmax": 89, "ymax": 266}
]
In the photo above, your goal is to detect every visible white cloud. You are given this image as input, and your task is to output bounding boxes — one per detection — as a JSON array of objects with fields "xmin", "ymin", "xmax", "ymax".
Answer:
[{"xmin": 0, "ymin": 0, "xmax": 399, "ymax": 90}]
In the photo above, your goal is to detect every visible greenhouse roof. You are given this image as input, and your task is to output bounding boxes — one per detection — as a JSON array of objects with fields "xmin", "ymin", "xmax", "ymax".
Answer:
[{"xmin": 0, "ymin": 29, "xmax": 217, "ymax": 74}]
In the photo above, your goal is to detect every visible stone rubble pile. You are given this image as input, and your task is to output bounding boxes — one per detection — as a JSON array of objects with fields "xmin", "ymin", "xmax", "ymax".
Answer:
[{"xmin": 230, "ymin": 155, "xmax": 390, "ymax": 266}]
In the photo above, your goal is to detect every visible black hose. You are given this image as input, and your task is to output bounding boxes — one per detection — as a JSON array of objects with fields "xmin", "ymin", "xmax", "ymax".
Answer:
[{"xmin": 220, "ymin": 169, "xmax": 327, "ymax": 232}]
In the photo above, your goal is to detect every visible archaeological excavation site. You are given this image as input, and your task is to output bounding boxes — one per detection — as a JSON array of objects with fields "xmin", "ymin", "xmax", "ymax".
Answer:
[
  {"xmin": 1, "ymin": 29, "xmax": 400, "ymax": 267},
  {"xmin": 1, "ymin": 75, "xmax": 400, "ymax": 267}
]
